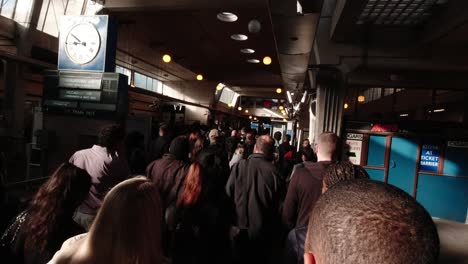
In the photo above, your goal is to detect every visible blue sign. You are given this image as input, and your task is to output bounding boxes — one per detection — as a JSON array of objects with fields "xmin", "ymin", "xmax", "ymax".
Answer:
[{"xmin": 420, "ymin": 145, "xmax": 439, "ymax": 172}]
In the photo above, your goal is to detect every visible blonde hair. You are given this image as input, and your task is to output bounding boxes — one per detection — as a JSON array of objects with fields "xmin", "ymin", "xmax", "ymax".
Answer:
[{"xmin": 87, "ymin": 176, "xmax": 164, "ymax": 264}]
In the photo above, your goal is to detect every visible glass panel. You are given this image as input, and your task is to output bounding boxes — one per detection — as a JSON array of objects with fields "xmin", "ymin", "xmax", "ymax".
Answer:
[
  {"xmin": 42, "ymin": 0, "xmax": 67, "ymax": 37},
  {"xmin": 83, "ymin": 0, "xmax": 102, "ymax": 15},
  {"xmin": 14, "ymin": 0, "xmax": 33, "ymax": 26},
  {"xmin": 134, "ymin": 72, "xmax": 147, "ymax": 89},
  {"xmin": 64, "ymin": 0, "xmax": 84, "ymax": 16},
  {"xmin": 36, "ymin": 0, "xmax": 49, "ymax": 31},
  {"xmin": 156, "ymin": 79, "xmax": 163, "ymax": 94},
  {"xmin": 146, "ymin": 77, "xmax": 153, "ymax": 91},
  {"xmin": 115, "ymin": 66, "xmax": 131, "ymax": 85},
  {"xmin": 152, "ymin": 78, "xmax": 157, "ymax": 92},
  {"xmin": 1, "ymin": 0, "xmax": 17, "ymax": 19}
]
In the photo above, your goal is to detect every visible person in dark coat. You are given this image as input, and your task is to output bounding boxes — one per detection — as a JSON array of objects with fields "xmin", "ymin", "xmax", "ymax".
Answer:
[
  {"xmin": 125, "ymin": 131, "xmax": 147, "ymax": 175},
  {"xmin": 226, "ymin": 135, "xmax": 280, "ymax": 264},
  {"xmin": 169, "ymin": 158, "xmax": 232, "ymax": 264},
  {"xmin": 5, "ymin": 163, "xmax": 91, "ymax": 264},
  {"xmin": 225, "ymin": 130, "xmax": 240, "ymax": 160},
  {"xmin": 146, "ymin": 136, "xmax": 190, "ymax": 210},
  {"xmin": 282, "ymin": 132, "xmax": 338, "ymax": 229},
  {"xmin": 243, "ymin": 130, "xmax": 255, "ymax": 159},
  {"xmin": 278, "ymin": 134, "xmax": 295, "ymax": 180},
  {"xmin": 149, "ymin": 123, "xmax": 171, "ymax": 162},
  {"xmin": 284, "ymin": 161, "xmax": 369, "ymax": 264}
]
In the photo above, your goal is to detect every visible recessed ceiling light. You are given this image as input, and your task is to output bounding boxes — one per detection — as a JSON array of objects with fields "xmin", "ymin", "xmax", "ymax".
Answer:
[
  {"xmin": 231, "ymin": 34, "xmax": 248, "ymax": 41},
  {"xmin": 263, "ymin": 56, "xmax": 272, "ymax": 65},
  {"xmin": 217, "ymin": 12, "xmax": 238, "ymax": 22},
  {"xmin": 247, "ymin": 59, "xmax": 260, "ymax": 63},
  {"xmin": 241, "ymin": 48, "xmax": 255, "ymax": 54},
  {"xmin": 162, "ymin": 54, "xmax": 171, "ymax": 63}
]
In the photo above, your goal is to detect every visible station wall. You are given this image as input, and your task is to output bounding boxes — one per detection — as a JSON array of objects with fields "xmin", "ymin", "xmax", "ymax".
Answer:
[{"xmin": 349, "ymin": 134, "xmax": 468, "ymax": 223}]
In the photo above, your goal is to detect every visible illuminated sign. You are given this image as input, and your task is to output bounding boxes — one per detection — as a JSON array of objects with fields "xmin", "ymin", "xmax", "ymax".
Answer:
[
  {"xmin": 343, "ymin": 133, "xmax": 363, "ymax": 165},
  {"xmin": 420, "ymin": 144, "xmax": 439, "ymax": 172},
  {"xmin": 371, "ymin": 124, "xmax": 399, "ymax": 132}
]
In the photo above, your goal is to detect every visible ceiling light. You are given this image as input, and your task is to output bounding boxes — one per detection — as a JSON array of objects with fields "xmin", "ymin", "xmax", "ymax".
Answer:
[
  {"xmin": 247, "ymin": 59, "xmax": 260, "ymax": 64},
  {"xmin": 283, "ymin": 118, "xmax": 287, "ymax": 122},
  {"xmin": 217, "ymin": 12, "xmax": 238, "ymax": 22},
  {"xmin": 196, "ymin": 74, "xmax": 203, "ymax": 81},
  {"xmin": 276, "ymin": 88, "xmax": 282, "ymax": 94},
  {"xmin": 297, "ymin": 0, "xmax": 303, "ymax": 14},
  {"xmin": 301, "ymin": 91, "xmax": 307, "ymax": 103},
  {"xmin": 279, "ymin": 106, "xmax": 284, "ymax": 110},
  {"xmin": 344, "ymin": 103, "xmax": 349, "ymax": 109},
  {"xmin": 358, "ymin": 95, "xmax": 365, "ymax": 103},
  {"xmin": 433, "ymin": 108, "xmax": 445, "ymax": 113},
  {"xmin": 263, "ymin": 108, "xmax": 283, "ymax": 118},
  {"xmin": 240, "ymin": 49, "xmax": 255, "ymax": 54},
  {"xmin": 399, "ymin": 113, "xmax": 409, "ymax": 117},
  {"xmin": 263, "ymin": 56, "xmax": 272, "ymax": 65},
  {"xmin": 249, "ymin": 115, "xmax": 252, "ymax": 119},
  {"xmin": 248, "ymin": 19, "xmax": 262, "ymax": 33},
  {"xmin": 162, "ymin": 54, "xmax": 171, "ymax": 63},
  {"xmin": 231, "ymin": 34, "xmax": 248, "ymax": 41},
  {"xmin": 245, "ymin": 109, "xmax": 249, "ymax": 113},
  {"xmin": 253, "ymin": 117, "xmax": 258, "ymax": 121},
  {"xmin": 238, "ymin": 106, "xmax": 242, "ymax": 111},
  {"xmin": 216, "ymin": 83, "xmax": 224, "ymax": 90},
  {"xmin": 287, "ymin": 91, "xmax": 293, "ymax": 103},
  {"xmin": 282, "ymin": 113, "xmax": 286, "ymax": 116}
]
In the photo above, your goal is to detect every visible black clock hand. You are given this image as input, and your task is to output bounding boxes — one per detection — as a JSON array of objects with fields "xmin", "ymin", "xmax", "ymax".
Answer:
[{"xmin": 70, "ymin": 33, "xmax": 81, "ymax": 43}]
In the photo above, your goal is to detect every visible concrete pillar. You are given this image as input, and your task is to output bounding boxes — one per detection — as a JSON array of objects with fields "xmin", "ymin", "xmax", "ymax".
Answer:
[
  {"xmin": 309, "ymin": 100, "xmax": 316, "ymax": 143},
  {"xmin": 313, "ymin": 68, "xmax": 344, "ymax": 140}
]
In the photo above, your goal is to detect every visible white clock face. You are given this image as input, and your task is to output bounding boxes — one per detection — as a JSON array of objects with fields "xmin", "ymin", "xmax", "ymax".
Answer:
[{"xmin": 65, "ymin": 23, "xmax": 101, "ymax": 65}]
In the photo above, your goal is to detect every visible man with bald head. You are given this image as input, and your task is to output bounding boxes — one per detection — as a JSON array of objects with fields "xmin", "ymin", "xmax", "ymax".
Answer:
[{"xmin": 226, "ymin": 135, "xmax": 280, "ymax": 263}]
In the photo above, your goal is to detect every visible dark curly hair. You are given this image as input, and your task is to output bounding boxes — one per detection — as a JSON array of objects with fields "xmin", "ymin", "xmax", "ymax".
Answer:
[
  {"xmin": 97, "ymin": 124, "xmax": 125, "ymax": 150},
  {"xmin": 323, "ymin": 161, "xmax": 369, "ymax": 189},
  {"xmin": 22, "ymin": 163, "xmax": 91, "ymax": 253}
]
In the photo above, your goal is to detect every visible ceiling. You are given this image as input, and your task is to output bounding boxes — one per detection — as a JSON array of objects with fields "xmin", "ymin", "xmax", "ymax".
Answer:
[{"xmin": 105, "ymin": 0, "xmax": 284, "ymax": 99}]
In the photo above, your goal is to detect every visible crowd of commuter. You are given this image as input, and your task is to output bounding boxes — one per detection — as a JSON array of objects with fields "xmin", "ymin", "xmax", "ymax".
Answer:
[{"xmin": 0, "ymin": 122, "xmax": 440, "ymax": 264}]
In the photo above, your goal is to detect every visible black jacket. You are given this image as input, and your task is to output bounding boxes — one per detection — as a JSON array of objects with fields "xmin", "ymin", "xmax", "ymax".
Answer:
[
  {"xmin": 282, "ymin": 161, "xmax": 332, "ymax": 228},
  {"xmin": 149, "ymin": 136, "xmax": 171, "ymax": 161},
  {"xmin": 226, "ymin": 153, "xmax": 280, "ymax": 241},
  {"xmin": 284, "ymin": 226, "xmax": 307, "ymax": 264},
  {"xmin": 146, "ymin": 154, "xmax": 189, "ymax": 209},
  {"xmin": 6, "ymin": 210, "xmax": 84, "ymax": 264}
]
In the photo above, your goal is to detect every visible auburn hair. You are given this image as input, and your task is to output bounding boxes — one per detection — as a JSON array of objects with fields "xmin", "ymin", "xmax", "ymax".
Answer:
[
  {"xmin": 23, "ymin": 163, "xmax": 91, "ymax": 253},
  {"xmin": 177, "ymin": 162, "xmax": 203, "ymax": 207}
]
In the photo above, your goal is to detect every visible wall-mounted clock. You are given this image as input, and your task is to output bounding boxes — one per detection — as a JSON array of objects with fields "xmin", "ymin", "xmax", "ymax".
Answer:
[{"xmin": 58, "ymin": 15, "xmax": 117, "ymax": 72}]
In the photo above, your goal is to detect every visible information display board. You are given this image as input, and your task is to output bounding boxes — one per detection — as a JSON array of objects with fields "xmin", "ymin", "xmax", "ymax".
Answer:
[{"xmin": 43, "ymin": 71, "xmax": 128, "ymax": 118}]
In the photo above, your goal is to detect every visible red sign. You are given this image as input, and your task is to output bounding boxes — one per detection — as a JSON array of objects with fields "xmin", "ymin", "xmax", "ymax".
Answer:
[{"xmin": 371, "ymin": 124, "xmax": 399, "ymax": 132}]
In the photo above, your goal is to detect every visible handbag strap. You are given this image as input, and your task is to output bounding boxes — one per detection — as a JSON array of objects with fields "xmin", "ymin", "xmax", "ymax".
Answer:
[{"xmin": 1, "ymin": 210, "xmax": 28, "ymax": 246}]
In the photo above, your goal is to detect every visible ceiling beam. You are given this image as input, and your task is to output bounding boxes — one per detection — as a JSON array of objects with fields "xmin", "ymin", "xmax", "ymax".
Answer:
[
  {"xmin": 347, "ymin": 68, "xmax": 468, "ymax": 90},
  {"xmin": 104, "ymin": 0, "xmax": 265, "ymax": 12},
  {"xmin": 420, "ymin": 0, "xmax": 468, "ymax": 45}
]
